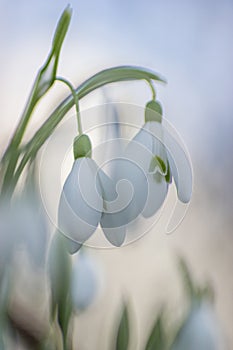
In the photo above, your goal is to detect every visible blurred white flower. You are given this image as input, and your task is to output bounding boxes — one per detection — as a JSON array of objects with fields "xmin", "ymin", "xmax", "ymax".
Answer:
[
  {"xmin": 0, "ymin": 192, "xmax": 48, "ymax": 269},
  {"xmin": 172, "ymin": 302, "xmax": 226, "ymax": 350},
  {"xmin": 71, "ymin": 250, "xmax": 100, "ymax": 311}
]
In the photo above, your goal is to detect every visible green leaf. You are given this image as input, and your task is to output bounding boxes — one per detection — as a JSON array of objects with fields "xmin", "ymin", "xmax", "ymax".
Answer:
[
  {"xmin": 1, "ymin": 6, "xmax": 72, "ymax": 195},
  {"xmin": 116, "ymin": 304, "xmax": 129, "ymax": 350},
  {"xmin": 52, "ymin": 5, "xmax": 72, "ymax": 58},
  {"xmin": 178, "ymin": 257, "xmax": 197, "ymax": 300},
  {"xmin": 30, "ymin": 5, "xmax": 72, "ymax": 101},
  {"xmin": 145, "ymin": 312, "xmax": 166, "ymax": 350}
]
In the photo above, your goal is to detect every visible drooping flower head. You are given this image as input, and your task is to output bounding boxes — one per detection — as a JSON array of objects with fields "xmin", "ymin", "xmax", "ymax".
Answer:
[
  {"xmin": 58, "ymin": 134, "xmax": 125, "ymax": 247},
  {"xmin": 58, "ymin": 100, "xmax": 192, "ymax": 248},
  {"xmin": 171, "ymin": 302, "xmax": 225, "ymax": 350},
  {"xmin": 71, "ymin": 249, "xmax": 100, "ymax": 311},
  {"xmin": 123, "ymin": 100, "xmax": 192, "ymax": 220}
]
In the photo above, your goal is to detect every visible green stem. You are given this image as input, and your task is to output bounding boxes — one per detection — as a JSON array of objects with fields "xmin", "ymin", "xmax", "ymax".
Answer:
[
  {"xmin": 56, "ymin": 77, "xmax": 82, "ymax": 134},
  {"xmin": 148, "ymin": 79, "xmax": 156, "ymax": 100},
  {"xmin": 11, "ymin": 66, "xmax": 166, "ymax": 191}
]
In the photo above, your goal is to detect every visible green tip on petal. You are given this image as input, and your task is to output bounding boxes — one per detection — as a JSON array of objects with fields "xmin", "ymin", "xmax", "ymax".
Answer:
[
  {"xmin": 149, "ymin": 156, "xmax": 171, "ymax": 183},
  {"xmin": 145, "ymin": 100, "xmax": 163, "ymax": 123},
  {"xmin": 165, "ymin": 161, "xmax": 172, "ymax": 183},
  {"xmin": 149, "ymin": 155, "xmax": 166, "ymax": 174},
  {"xmin": 73, "ymin": 134, "xmax": 92, "ymax": 159}
]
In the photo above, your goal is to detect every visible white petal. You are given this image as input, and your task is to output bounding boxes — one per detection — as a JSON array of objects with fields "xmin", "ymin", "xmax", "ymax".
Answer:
[
  {"xmin": 97, "ymin": 166, "xmax": 118, "ymax": 202},
  {"xmin": 142, "ymin": 174, "xmax": 168, "ymax": 218},
  {"xmin": 98, "ymin": 167, "xmax": 126, "ymax": 246},
  {"xmin": 58, "ymin": 158, "xmax": 103, "ymax": 243},
  {"xmin": 163, "ymin": 127, "xmax": 192, "ymax": 203},
  {"xmin": 108, "ymin": 158, "xmax": 148, "ymax": 226},
  {"xmin": 126, "ymin": 123, "xmax": 153, "ymax": 171},
  {"xmin": 171, "ymin": 303, "xmax": 225, "ymax": 350},
  {"xmin": 126, "ymin": 122, "xmax": 169, "ymax": 219},
  {"xmin": 148, "ymin": 121, "xmax": 192, "ymax": 203},
  {"xmin": 98, "ymin": 157, "xmax": 148, "ymax": 244},
  {"xmin": 147, "ymin": 121, "xmax": 169, "ymax": 172},
  {"xmin": 71, "ymin": 251, "xmax": 99, "ymax": 311},
  {"xmin": 102, "ymin": 111, "xmax": 124, "ymax": 179},
  {"xmin": 61, "ymin": 233, "xmax": 82, "ymax": 254},
  {"xmin": 101, "ymin": 220, "xmax": 126, "ymax": 247},
  {"xmin": 122, "ymin": 127, "xmax": 154, "ymax": 223}
]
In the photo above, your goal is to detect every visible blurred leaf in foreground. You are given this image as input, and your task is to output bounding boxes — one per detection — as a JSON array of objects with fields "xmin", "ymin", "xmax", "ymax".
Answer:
[
  {"xmin": 145, "ymin": 310, "xmax": 167, "ymax": 350},
  {"xmin": 116, "ymin": 304, "xmax": 130, "ymax": 350}
]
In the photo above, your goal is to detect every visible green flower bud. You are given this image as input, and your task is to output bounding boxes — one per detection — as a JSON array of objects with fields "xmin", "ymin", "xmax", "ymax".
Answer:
[
  {"xmin": 73, "ymin": 134, "xmax": 92, "ymax": 159},
  {"xmin": 145, "ymin": 100, "xmax": 163, "ymax": 123}
]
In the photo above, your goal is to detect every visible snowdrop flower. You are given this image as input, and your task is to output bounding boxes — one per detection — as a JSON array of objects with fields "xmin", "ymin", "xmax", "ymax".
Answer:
[
  {"xmin": 0, "ymin": 192, "xmax": 48, "ymax": 268},
  {"xmin": 58, "ymin": 156, "xmax": 103, "ymax": 244},
  {"xmin": 58, "ymin": 134, "xmax": 129, "ymax": 247},
  {"xmin": 71, "ymin": 249, "xmax": 100, "ymax": 311},
  {"xmin": 171, "ymin": 302, "xmax": 226, "ymax": 350},
  {"xmin": 99, "ymin": 101, "xmax": 192, "ymax": 238},
  {"xmin": 125, "ymin": 100, "xmax": 192, "ymax": 218},
  {"xmin": 58, "ymin": 154, "xmax": 128, "ymax": 247},
  {"xmin": 100, "ymin": 156, "xmax": 148, "ymax": 241},
  {"xmin": 14, "ymin": 193, "xmax": 48, "ymax": 267},
  {"xmin": 96, "ymin": 102, "xmax": 150, "ymax": 245},
  {"xmin": 58, "ymin": 102, "xmax": 192, "ymax": 247}
]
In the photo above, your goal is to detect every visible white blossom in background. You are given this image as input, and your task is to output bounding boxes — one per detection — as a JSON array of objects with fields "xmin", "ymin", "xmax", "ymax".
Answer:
[
  {"xmin": 171, "ymin": 302, "xmax": 226, "ymax": 350},
  {"xmin": 0, "ymin": 193, "xmax": 48, "ymax": 269},
  {"xmin": 71, "ymin": 249, "xmax": 101, "ymax": 311}
]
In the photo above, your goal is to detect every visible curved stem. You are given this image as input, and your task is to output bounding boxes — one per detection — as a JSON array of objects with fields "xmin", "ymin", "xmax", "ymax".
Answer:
[
  {"xmin": 12, "ymin": 66, "xmax": 166, "ymax": 190},
  {"xmin": 147, "ymin": 80, "xmax": 156, "ymax": 100},
  {"xmin": 56, "ymin": 77, "xmax": 82, "ymax": 135}
]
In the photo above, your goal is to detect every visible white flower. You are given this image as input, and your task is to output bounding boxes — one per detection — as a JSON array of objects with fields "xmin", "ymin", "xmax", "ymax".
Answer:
[
  {"xmin": 71, "ymin": 250, "xmax": 100, "ymax": 311},
  {"xmin": 99, "ymin": 120, "xmax": 192, "ymax": 239},
  {"xmin": 58, "ymin": 157, "xmax": 103, "ymax": 244},
  {"xmin": 171, "ymin": 302, "xmax": 226, "ymax": 350},
  {"xmin": 58, "ymin": 118, "xmax": 192, "ymax": 247},
  {"xmin": 124, "ymin": 121, "xmax": 192, "ymax": 217},
  {"xmin": 58, "ymin": 156, "xmax": 126, "ymax": 246},
  {"xmin": 0, "ymin": 193, "xmax": 48, "ymax": 268}
]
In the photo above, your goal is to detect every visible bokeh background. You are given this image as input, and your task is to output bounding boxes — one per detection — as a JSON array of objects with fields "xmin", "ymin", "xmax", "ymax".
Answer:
[{"xmin": 0, "ymin": 0, "xmax": 233, "ymax": 349}]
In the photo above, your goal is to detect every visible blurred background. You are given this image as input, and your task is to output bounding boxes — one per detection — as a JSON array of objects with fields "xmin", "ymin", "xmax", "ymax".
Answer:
[{"xmin": 0, "ymin": 0, "xmax": 233, "ymax": 349}]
